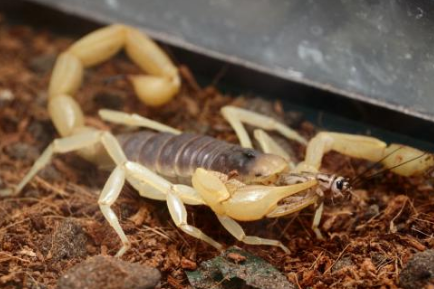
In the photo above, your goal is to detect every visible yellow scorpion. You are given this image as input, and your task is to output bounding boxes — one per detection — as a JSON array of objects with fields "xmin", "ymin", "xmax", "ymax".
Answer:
[{"xmin": 3, "ymin": 25, "xmax": 433, "ymax": 256}]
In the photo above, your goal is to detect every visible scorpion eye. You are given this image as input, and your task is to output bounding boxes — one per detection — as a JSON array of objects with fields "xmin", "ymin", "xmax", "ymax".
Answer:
[{"xmin": 243, "ymin": 151, "xmax": 256, "ymax": 159}]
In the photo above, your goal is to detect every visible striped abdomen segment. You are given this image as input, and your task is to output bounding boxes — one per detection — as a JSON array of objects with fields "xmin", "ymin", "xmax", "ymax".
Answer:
[{"xmin": 116, "ymin": 131, "xmax": 261, "ymax": 184}]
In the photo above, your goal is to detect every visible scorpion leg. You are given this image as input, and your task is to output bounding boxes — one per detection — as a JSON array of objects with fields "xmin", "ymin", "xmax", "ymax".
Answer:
[
  {"xmin": 221, "ymin": 106, "xmax": 307, "ymax": 148},
  {"xmin": 193, "ymin": 168, "xmax": 319, "ymax": 251},
  {"xmin": 217, "ymin": 215, "xmax": 290, "ymax": 253},
  {"xmin": 98, "ymin": 109, "xmax": 181, "ymax": 134},
  {"xmin": 98, "ymin": 166, "xmax": 130, "ymax": 257},
  {"xmin": 9, "ymin": 130, "xmax": 104, "ymax": 195},
  {"xmin": 125, "ymin": 163, "xmax": 205, "ymax": 206},
  {"xmin": 253, "ymin": 129, "xmax": 295, "ymax": 168},
  {"xmin": 100, "ymin": 161, "xmax": 212, "ymax": 256},
  {"xmin": 296, "ymin": 132, "xmax": 386, "ymax": 173},
  {"xmin": 11, "ymin": 127, "xmax": 217, "ymax": 255},
  {"xmin": 5, "ymin": 130, "xmax": 134, "ymax": 256},
  {"xmin": 124, "ymin": 162, "xmax": 222, "ymax": 250},
  {"xmin": 167, "ymin": 191, "xmax": 223, "ymax": 250},
  {"xmin": 381, "ymin": 144, "xmax": 434, "ymax": 176}
]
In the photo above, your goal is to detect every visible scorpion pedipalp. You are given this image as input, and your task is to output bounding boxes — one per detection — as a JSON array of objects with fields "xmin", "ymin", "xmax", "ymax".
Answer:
[{"xmin": 192, "ymin": 168, "xmax": 317, "ymax": 221}]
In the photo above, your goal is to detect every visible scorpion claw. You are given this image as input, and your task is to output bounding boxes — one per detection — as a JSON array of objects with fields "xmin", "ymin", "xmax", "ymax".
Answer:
[
  {"xmin": 192, "ymin": 168, "xmax": 318, "ymax": 221},
  {"xmin": 192, "ymin": 168, "xmax": 231, "ymax": 216}
]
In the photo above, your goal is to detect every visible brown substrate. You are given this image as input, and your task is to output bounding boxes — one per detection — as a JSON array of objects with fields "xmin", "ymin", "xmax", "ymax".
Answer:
[{"xmin": 0, "ymin": 17, "xmax": 433, "ymax": 289}]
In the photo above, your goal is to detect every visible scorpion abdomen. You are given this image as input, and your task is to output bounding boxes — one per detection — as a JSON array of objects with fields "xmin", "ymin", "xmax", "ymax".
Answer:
[{"xmin": 117, "ymin": 131, "xmax": 259, "ymax": 184}]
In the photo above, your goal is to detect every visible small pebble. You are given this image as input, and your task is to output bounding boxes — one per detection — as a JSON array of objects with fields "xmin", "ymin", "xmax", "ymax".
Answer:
[
  {"xmin": 400, "ymin": 249, "xmax": 434, "ymax": 289},
  {"xmin": 57, "ymin": 255, "xmax": 161, "ymax": 289}
]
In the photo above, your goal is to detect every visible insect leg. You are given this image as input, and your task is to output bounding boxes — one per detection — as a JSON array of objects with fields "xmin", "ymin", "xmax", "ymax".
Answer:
[
  {"xmin": 266, "ymin": 193, "xmax": 325, "ymax": 239},
  {"xmin": 266, "ymin": 192, "xmax": 325, "ymax": 239},
  {"xmin": 311, "ymin": 202, "xmax": 325, "ymax": 240},
  {"xmin": 221, "ymin": 106, "xmax": 307, "ymax": 148},
  {"xmin": 99, "ymin": 109, "xmax": 181, "ymax": 134},
  {"xmin": 217, "ymin": 215, "xmax": 290, "ymax": 253}
]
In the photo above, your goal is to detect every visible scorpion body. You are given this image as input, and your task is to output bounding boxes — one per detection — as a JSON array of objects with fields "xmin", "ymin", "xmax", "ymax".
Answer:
[
  {"xmin": 5, "ymin": 24, "xmax": 433, "ymax": 256},
  {"xmin": 117, "ymin": 131, "xmax": 286, "ymax": 185}
]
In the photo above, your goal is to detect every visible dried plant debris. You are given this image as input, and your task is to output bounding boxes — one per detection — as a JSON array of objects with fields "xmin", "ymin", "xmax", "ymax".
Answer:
[
  {"xmin": 399, "ymin": 249, "xmax": 434, "ymax": 289},
  {"xmin": 185, "ymin": 247, "xmax": 295, "ymax": 289},
  {"xmin": 41, "ymin": 218, "xmax": 89, "ymax": 261},
  {"xmin": 57, "ymin": 255, "xmax": 161, "ymax": 289},
  {"xmin": 0, "ymin": 12, "xmax": 434, "ymax": 289}
]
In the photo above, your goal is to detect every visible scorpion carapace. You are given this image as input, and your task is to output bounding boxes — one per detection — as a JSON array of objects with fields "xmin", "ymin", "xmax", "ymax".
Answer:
[{"xmin": 117, "ymin": 131, "xmax": 288, "ymax": 185}]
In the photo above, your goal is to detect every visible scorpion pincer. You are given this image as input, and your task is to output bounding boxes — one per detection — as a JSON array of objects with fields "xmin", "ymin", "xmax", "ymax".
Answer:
[{"xmin": 2, "ymin": 24, "xmax": 433, "ymax": 257}]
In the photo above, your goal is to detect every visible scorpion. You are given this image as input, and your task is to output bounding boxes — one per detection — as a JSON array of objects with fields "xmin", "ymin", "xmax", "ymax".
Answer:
[{"xmin": 2, "ymin": 25, "xmax": 433, "ymax": 257}]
